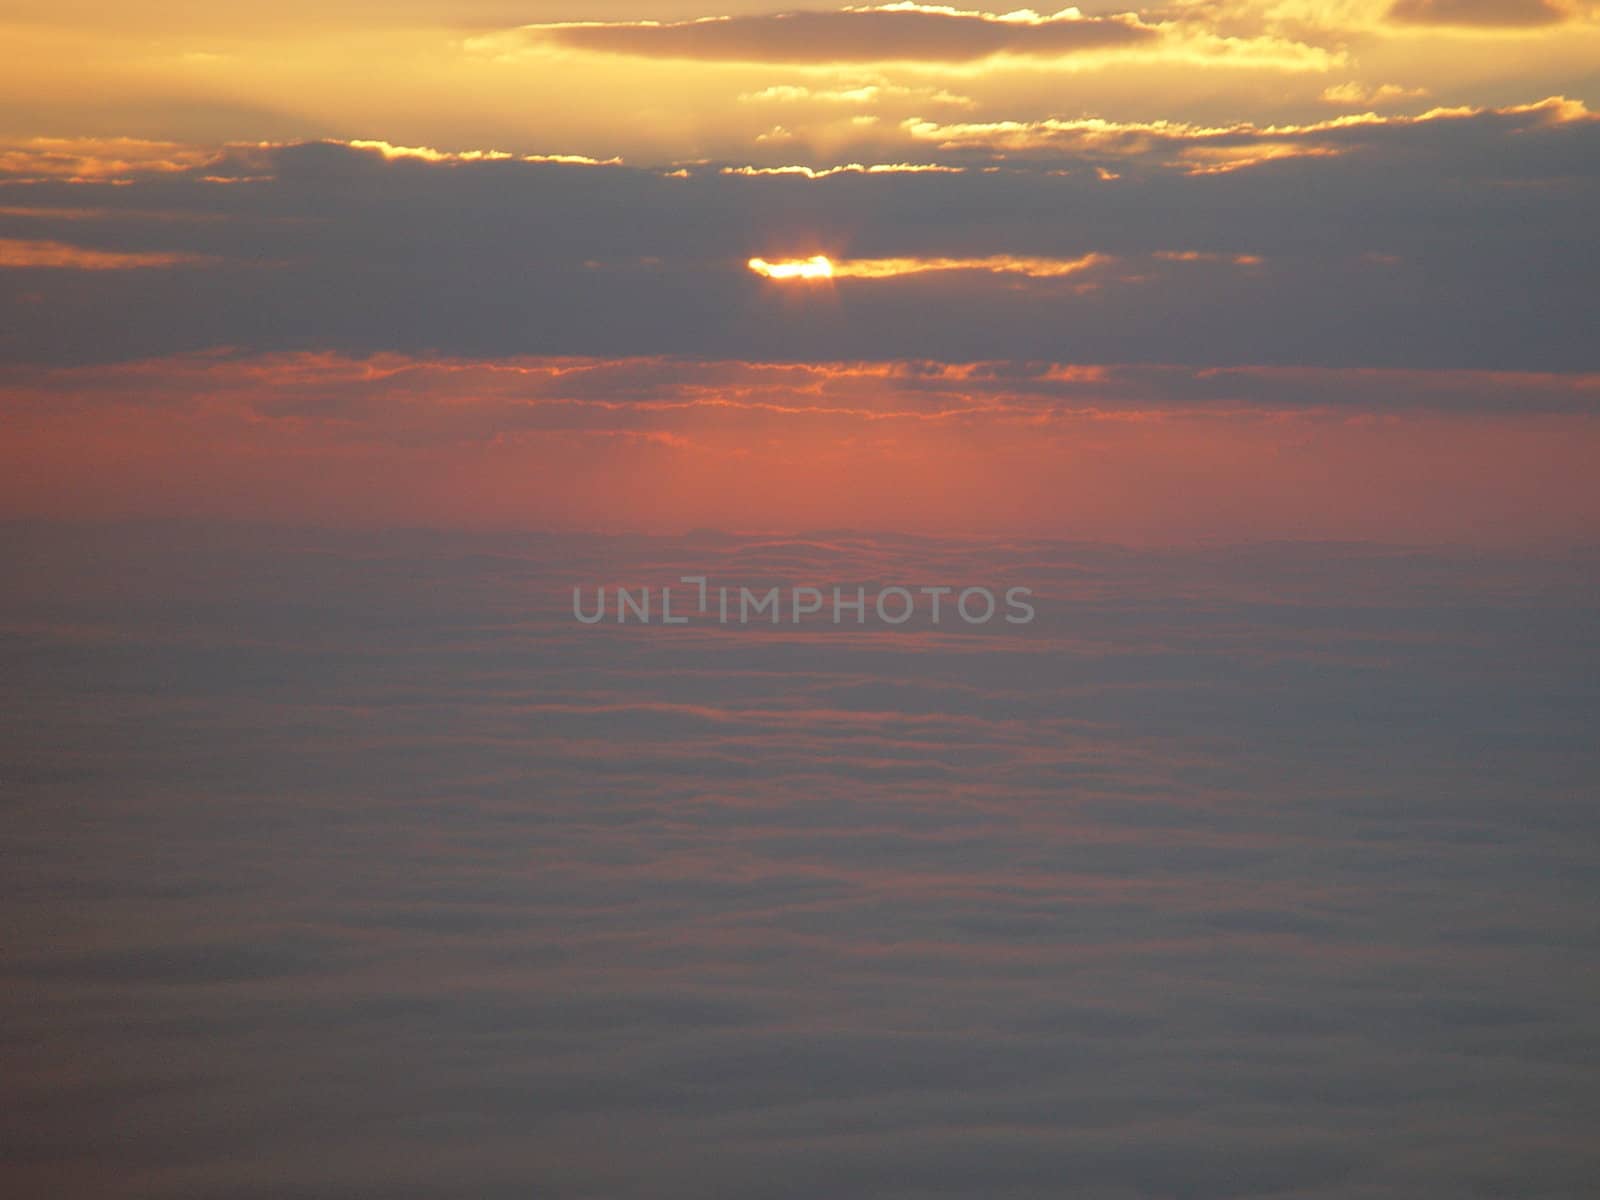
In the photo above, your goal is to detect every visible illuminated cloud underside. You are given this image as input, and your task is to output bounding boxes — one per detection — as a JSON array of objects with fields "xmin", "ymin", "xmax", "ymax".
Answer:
[
  {"xmin": 722, "ymin": 162, "xmax": 964, "ymax": 178},
  {"xmin": 902, "ymin": 96, "xmax": 1595, "ymax": 170},
  {"xmin": 837, "ymin": 252, "xmax": 1112, "ymax": 278},
  {"xmin": 748, "ymin": 252, "xmax": 1113, "ymax": 280},
  {"xmin": 346, "ymin": 139, "xmax": 622, "ymax": 167}
]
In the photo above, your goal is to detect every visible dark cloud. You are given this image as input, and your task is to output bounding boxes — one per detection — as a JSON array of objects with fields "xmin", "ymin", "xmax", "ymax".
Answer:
[
  {"xmin": 527, "ymin": 8, "xmax": 1158, "ymax": 64},
  {"xmin": 0, "ymin": 100, "xmax": 1596, "ymax": 371},
  {"xmin": 1388, "ymin": 0, "xmax": 1572, "ymax": 25}
]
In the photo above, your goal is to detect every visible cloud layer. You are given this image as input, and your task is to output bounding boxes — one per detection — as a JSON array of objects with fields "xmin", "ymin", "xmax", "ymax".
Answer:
[
  {"xmin": 5, "ymin": 523, "xmax": 1598, "ymax": 1197},
  {"xmin": 1, "ymin": 105, "xmax": 1596, "ymax": 372}
]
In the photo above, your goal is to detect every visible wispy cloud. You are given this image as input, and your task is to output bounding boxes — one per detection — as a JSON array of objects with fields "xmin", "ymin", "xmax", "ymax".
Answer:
[{"xmin": 0, "ymin": 237, "xmax": 219, "ymax": 270}]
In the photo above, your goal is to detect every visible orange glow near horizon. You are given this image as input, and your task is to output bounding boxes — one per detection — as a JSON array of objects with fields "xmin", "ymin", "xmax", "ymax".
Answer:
[{"xmin": 4, "ymin": 352, "xmax": 1598, "ymax": 545}]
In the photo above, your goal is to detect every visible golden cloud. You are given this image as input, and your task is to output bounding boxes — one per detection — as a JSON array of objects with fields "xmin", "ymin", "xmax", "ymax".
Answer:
[
  {"xmin": 0, "ymin": 137, "xmax": 221, "ymax": 182},
  {"xmin": 745, "ymin": 252, "xmax": 1117, "ymax": 281},
  {"xmin": 0, "ymin": 237, "xmax": 219, "ymax": 270},
  {"xmin": 721, "ymin": 162, "xmax": 965, "ymax": 178},
  {"xmin": 737, "ymin": 82, "xmax": 974, "ymax": 108},
  {"xmin": 346, "ymin": 140, "xmax": 621, "ymax": 166},
  {"xmin": 902, "ymin": 96, "xmax": 1594, "ymax": 172},
  {"xmin": 1321, "ymin": 82, "xmax": 1430, "ymax": 106},
  {"xmin": 828, "ymin": 252, "xmax": 1113, "ymax": 279}
]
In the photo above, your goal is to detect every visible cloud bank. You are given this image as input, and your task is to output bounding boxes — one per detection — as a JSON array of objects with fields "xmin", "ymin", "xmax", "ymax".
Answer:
[
  {"xmin": 1, "ymin": 107, "xmax": 1595, "ymax": 372},
  {"xmin": 5, "ymin": 523, "xmax": 1598, "ymax": 1196}
]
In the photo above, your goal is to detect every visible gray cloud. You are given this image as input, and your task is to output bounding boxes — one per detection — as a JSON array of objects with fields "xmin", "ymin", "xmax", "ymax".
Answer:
[
  {"xmin": 1388, "ymin": 0, "xmax": 1572, "ymax": 26},
  {"xmin": 3, "ymin": 524, "xmax": 1598, "ymax": 1197},
  {"xmin": 525, "ymin": 8, "xmax": 1158, "ymax": 64},
  {"xmin": 0, "ymin": 105, "xmax": 1595, "ymax": 370}
]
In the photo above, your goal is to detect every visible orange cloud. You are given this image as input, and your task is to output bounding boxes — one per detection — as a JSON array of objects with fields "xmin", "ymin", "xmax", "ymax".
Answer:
[
  {"xmin": 745, "ymin": 252, "xmax": 1115, "ymax": 281},
  {"xmin": 0, "ymin": 137, "xmax": 630, "ymax": 187},
  {"xmin": 0, "ymin": 136, "xmax": 221, "ymax": 182},
  {"xmin": 0, "ymin": 237, "xmax": 218, "ymax": 270},
  {"xmin": 828, "ymin": 252, "xmax": 1113, "ymax": 279},
  {"xmin": 1154, "ymin": 251, "xmax": 1263, "ymax": 265},
  {"xmin": 1176, "ymin": 143, "xmax": 1346, "ymax": 175},
  {"xmin": 1321, "ymin": 82, "xmax": 1430, "ymax": 106}
]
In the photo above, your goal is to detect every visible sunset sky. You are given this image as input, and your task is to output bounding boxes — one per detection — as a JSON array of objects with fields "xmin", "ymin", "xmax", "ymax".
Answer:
[
  {"xmin": 3, "ymin": 0, "xmax": 1598, "ymax": 539},
  {"xmin": 4, "ymin": 6, "xmax": 1600, "ymax": 1200}
]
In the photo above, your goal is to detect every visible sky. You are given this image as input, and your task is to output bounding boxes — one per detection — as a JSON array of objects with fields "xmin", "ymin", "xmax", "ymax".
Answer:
[
  {"xmin": 2, "ymin": 0, "xmax": 1599, "ymax": 540},
  {"xmin": 2, "ymin": 5, "xmax": 1599, "ymax": 1199}
]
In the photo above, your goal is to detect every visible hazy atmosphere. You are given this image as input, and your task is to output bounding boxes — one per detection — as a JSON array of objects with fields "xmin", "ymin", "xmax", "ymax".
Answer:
[{"xmin": 3, "ymin": 3, "xmax": 1598, "ymax": 1197}]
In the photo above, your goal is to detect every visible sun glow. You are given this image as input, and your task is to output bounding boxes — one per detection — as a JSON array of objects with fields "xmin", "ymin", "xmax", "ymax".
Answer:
[
  {"xmin": 748, "ymin": 251, "xmax": 1110, "ymax": 281},
  {"xmin": 748, "ymin": 255, "xmax": 835, "ymax": 280},
  {"xmin": 833, "ymin": 252, "xmax": 1107, "ymax": 279}
]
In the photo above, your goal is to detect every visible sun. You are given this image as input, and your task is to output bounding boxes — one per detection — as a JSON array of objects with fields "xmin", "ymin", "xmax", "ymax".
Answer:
[{"xmin": 747, "ymin": 254, "xmax": 834, "ymax": 281}]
